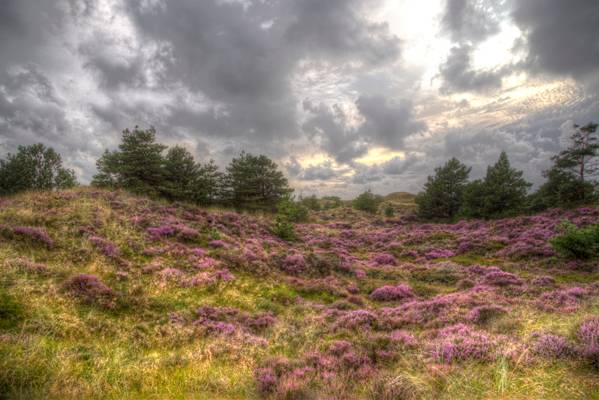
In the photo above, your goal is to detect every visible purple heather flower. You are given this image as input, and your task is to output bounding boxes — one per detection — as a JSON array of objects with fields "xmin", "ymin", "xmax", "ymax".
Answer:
[{"xmin": 370, "ymin": 284, "xmax": 415, "ymax": 302}]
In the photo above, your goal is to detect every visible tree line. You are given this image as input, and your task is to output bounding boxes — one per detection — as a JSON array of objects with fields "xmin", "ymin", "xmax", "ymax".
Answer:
[
  {"xmin": 1, "ymin": 122, "xmax": 597, "ymax": 220},
  {"xmin": 415, "ymin": 122, "xmax": 598, "ymax": 220}
]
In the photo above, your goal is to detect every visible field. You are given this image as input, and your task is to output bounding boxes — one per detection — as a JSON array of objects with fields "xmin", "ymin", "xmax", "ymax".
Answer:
[{"xmin": 0, "ymin": 188, "xmax": 598, "ymax": 399}]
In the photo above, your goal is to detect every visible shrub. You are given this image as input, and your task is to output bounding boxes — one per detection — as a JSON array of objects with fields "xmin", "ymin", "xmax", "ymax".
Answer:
[
  {"xmin": 370, "ymin": 284, "xmax": 415, "ymax": 302},
  {"xmin": 7, "ymin": 226, "xmax": 54, "ymax": 248},
  {"xmin": 550, "ymin": 220, "xmax": 599, "ymax": 259},
  {"xmin": 277, "ymin": 198, "xmax": 309, "ymax": 223},
  {"xmin": 428, "ymin": 324, "xmax": 497, "ymax": 363},
  {"xmin": 530, "ymin": 333, "xmax": 574, "ymax": 358},
  {"xmin": 272, "ymin": 215, "xmax": 296, "ymax": 241},
  {"xmin": 63, "ymin": 274, "xmax": 114, "ymax": 303},
  {"xmin": 353, "ymin": 190, "xmax": 383, "ymax": 214}
]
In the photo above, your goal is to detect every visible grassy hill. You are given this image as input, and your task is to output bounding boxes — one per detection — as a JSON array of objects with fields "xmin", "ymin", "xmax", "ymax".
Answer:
[{"xmin": 1, "ymin": 188, "xmax": 598, "ymax": 399}]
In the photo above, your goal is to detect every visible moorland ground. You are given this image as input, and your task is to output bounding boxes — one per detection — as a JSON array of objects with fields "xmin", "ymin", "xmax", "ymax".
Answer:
[{"xmin": 0, "ymin": 188, "xmax": 598, "ymax": 399}]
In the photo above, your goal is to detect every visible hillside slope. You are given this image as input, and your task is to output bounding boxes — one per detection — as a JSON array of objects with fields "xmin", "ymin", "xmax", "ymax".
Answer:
[{"xmin": 0, "ymin": 188, "xmax": 598, "ymax": 399}]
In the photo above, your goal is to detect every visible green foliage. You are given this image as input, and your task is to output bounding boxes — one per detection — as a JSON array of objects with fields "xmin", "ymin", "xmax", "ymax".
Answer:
[
  {"xmin": 299, "ymin": 195, "xmax": 321, "ymax": 211},
  {"xmin": 192, "ymin": 160, "xmax": 224, "ymax": 206},
  {"xmin": 415, "ymin": 158, "xmax": 471, "ymax": 220},
  {"xmin": 528, "ymin": 168, "xmax": 597, "ymax": 211},
  {"xmin": 383, "ymin": 204, "xmax": 395, "ymax": 217},
  {"xmin": 162, "ymin": 146, "xmax": 198, "ymax": 201},
  {"xmin": 0, "ymin": 143, "xmax": 77, "ymax": 195},
  {"xmin": 550, "ymin": 220, "xmax": 599, "ymax": 260},
  {"xmin": 321, "ymin": 196, "xmax": 343, "ymax": 209},
  {"xmin": 92, "ymin": 126, "xmax": 167, "ymax": 197},
  {"xmin": 271, "ymin": 215, "xmax": 296, "ymax": 241},
  {"xmin": 270, "ymin": 198, "xmax": 306, "ymax": 240},
  {"xmin": 353, "ymin": 189, "xmax": 383, "ymax": 213},
  {"xmin": 224, "ymin": 151, "xmax": 292, "ymax": 211},
  {"xmin": 530, "ymin": 122, "xmax": 599, "ymax": 210},
  {"xmin": 461, "ymin": 152, "xmax": 531, "ymax": 219},
  {"xmin": 277, "ymin": 198, "xmax": 309, "ymax": 223}
]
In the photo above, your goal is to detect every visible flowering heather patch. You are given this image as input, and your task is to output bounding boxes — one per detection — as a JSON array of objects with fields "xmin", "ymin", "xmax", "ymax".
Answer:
[
  {"xmin": 483, "ymin": 270, "xmax": 523, "ymax": 287},
  {"xmin": 208, "ymin": 239, "xmax": 227, "ymax": 248},
  {"xmin": 194, "ymin": 306, "xmax": 276, "ymax": 336},
  {"xmin": 389, "ymin": 330, "xmax": 418, "ymax": 348},
  {"xmin": 371, "ymin": 253, "xmax": 397, "ymax": 266},
  {"xmin": 578, "ymin": 317, "xmax": 599, "ymax": 345},
  {"xmin": 63, "ymin": 274, "xmax": 114, "ymax": 302},
  {"xmin": 333, "ymin": 309, "xmax": 378, "ymax": 330},
  {"xmin": 427, "ymin": 324, "xmax": 499, "ymax": 363},
  {"xmin": 157, "ymin": 268, "xmax": 184, "ymax": 282},
  {"xmin": 530, "ymin": 333, "xmax": 575, "ymax": 358},
  {"xmin": 9, "ymin": 226, "xmax": 54, "ymax": 248},
  {"xmin": 281, "ymin": 253, "xmax": 307, "ymax": 275},
  {"xmin": 370, "ymin": 284, "xmax": 415, "ymax": 302},
  {"xmin": 11, "ymin": 258, "xmax": 49, "ymax": 275},
  {"xmin": 531, "ymin": 276, "xmax": 556, "ymax": 286},
  {"xmin": 536, "ymin": 287, "xmax": 588, "ymax": 313},
  {"xmin": 425, "ymin": 249, "xmax": 455, "ymax": 259},
  {"xmin": 146, "ymin": 225, "xmax": 176, "ymax": 239},
  {"xmin": 89, "ymin": 236, "xmax": 121, "ymax": 258}
]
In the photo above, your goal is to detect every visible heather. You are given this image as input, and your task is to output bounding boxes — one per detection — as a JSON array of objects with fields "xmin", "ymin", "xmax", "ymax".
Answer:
[{"xmin": 0, "ymin": 188, "xmax": 598, "ymax": 399}]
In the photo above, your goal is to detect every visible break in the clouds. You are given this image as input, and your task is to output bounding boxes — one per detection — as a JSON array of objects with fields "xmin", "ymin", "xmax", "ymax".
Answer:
[{"xmin": 0, "ymin": 0, "xmax": 598, "ymax": 198}]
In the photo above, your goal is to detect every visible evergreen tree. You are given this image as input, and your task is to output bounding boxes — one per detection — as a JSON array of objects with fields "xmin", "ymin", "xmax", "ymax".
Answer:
[
  {"xmin": 92, "ymin": 126, "xmax": 166, "ymax": 197},
  {"xmin": 415, "ymin": 158, "xmax": 471, "ymax": 220},
  {"xmin": 162, "ymin": 146, "xmax": 197, "ymax": 201},
  {"xmin": 530, "ymin": 122, "xmax": 598, "ymax": 209},
  {"xmin": 192, "ymin": 160, "xmax": 224, "ymax": 206},
  {"xmin": 224, "ymin": 152, "xmax": 292, "ymax": 211},
  {"xmin": 461, "ymin": 151, "xmax": 531, "ymax": 218},
  {"xmin": 0, "ymin": 143, "xmax": 77, "ymax": 195}
]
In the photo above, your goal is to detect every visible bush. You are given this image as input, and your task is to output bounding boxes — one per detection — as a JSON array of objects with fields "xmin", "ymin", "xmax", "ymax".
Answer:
[
  {"xmin": 550, "ymin": 220, "xmax": 599, "ymax": 259},
  {"xmin": 277, "ymin": 199, "xmax": 309, "ymax": 223},
  {"xmin": 353, "ymin": 190, "xmax": 383, "ymax": 213},
  {"xmin": 272, "ymin": 215, "xmax": 296, "ymax": 241}
]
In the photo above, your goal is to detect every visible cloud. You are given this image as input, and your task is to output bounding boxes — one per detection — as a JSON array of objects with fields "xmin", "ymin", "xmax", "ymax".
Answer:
[
  {"xmin": 512, "ymin": 0, "xmax": 599, "ymax": 81},
  {"xmin": 356, "ymin": 95, "xmax": 427, "ymax": 149},
  {"xmin": 441, "ymin": 0, "xmax": 504, "ymax": 44},
  {"xmin": 439, "ymin": 45, "xmax": 507, "ymax": 93}
]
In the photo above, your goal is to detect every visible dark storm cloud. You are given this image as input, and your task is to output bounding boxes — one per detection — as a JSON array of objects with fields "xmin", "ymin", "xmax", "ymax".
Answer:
[
  {"xmin": 119, "ymin": 0, "xmax": 401, "ymax": 143},
  {"xmin": 441, "ymin": 0, "xmax": 503, "ymax": 44},
  {"xmin": 302, "ymin": 96, "xmax": 426, "ymax": 164},
  {"xmin": 439, "ymin": 45, "xmax": 507, "ymax": 93},
  {"xmin": 512, "ymin": 0, "xmax": 599, "ymax": 80},
  {"xmin": 356, "ymin": 95, "xmax": 427, "ymax": 149},
  {"xmin": 285, "ymin": 0, "xmax": 401, "ymax": 65}
]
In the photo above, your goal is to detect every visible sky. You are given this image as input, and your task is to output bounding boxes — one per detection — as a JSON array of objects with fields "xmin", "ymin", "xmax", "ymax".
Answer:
[{"xmin": 0, "ymin": 0, "xmax": 598, "ymax": 198}]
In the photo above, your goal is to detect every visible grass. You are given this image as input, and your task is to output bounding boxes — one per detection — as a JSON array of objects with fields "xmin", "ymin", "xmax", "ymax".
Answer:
[{"xmin": 0, "ymin": 188, "xmax": 598, "ymax": 399}]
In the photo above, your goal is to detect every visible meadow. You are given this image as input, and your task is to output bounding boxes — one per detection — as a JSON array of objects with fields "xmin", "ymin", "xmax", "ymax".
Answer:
[{"xmin": 0, "ymin": 188, "xmax": 598, "ymax": 399}]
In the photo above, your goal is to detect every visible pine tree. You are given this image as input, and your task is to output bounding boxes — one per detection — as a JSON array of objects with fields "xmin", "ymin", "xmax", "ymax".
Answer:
[
  {"xmin": 224, "ymin": 152, "xmax": 292, "ymax": 211},
  {"xmin": 0, "ymin": 143, "xmax": 77, "ymax": 195},
  {"xmin": 415, "ymin": 158, "xmax": 471, "ymax": 220},
  {"xmin": 192, "ymin": 160, "xmax": 224, "ymax": 206},
  {"xmin": 461, "ymin": 151, "xmax": 531, "ymax": 218},
  {"xmin": 92, "ymin": 126, "xmax": 166, "ymax": 197},
  {"xmin": 530, "ymin": 122, "xmax": 598, "ymax": 209},
  {"xmin": 162, "ymin": 146, "xmax": 197, "ymax": 201}
]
